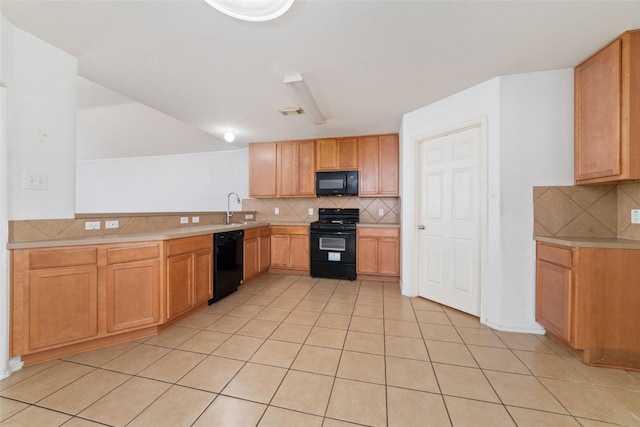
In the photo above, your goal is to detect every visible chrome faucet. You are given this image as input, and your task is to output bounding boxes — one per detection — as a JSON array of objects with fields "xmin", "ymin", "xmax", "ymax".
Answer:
[{"xmin": 226, "ymin": 192, "xmax": 240, "ymax": 224}]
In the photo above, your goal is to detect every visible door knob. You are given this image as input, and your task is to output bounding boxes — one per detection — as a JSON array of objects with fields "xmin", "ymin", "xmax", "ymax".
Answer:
[{"xmin": 418, "ymin": 225, "xmax": 426, "ymax": 230}]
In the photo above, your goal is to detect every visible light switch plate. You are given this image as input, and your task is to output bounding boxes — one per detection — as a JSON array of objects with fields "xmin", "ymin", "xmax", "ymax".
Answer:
[
  {"xmin": 180, "ymin": 216, "xmax": 189, "ymax": 224},
  {"xmin": 274, "ymin": 207, "xmax": 280, "ymax": 215},
  {"xmin": 308, "ymin": 208, "xmax": 314, "ymax": 216},
  {"xmin": 632, "ymin": 209, "xmax": 640, "ymax": 224},
  {"xmin": 192, "ymin": 216, "xmax": 200, "ymax": 223},
  {"xmin": 378, "ymin": 208, "xmax": 384, "ymax": 216},
  {"xmin": 105, "ymin": 220, "xmax": 119, "ymax": 229}
]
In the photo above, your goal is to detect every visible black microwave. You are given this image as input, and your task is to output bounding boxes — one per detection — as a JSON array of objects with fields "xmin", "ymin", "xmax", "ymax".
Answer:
[{"xmin": 315, "ymin": 171, "xmax": 358, "ymax": 196}]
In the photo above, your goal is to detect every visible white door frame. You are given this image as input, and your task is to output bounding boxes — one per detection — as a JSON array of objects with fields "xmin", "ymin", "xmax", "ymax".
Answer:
[{"xmin": 410, "ymin": 117, "xmax": 488, "ymax": 319}]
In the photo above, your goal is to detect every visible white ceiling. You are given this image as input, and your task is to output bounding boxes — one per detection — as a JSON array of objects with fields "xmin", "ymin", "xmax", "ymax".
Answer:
[{"xmin": 2, "ymin": 0, "xmax": 639, "ymax": 159}]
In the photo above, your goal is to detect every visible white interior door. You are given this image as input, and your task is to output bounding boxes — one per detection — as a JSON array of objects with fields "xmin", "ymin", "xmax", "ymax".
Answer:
[{"xmin": 417, "ymin": 124, "xmax": 484, "ymax": 316}]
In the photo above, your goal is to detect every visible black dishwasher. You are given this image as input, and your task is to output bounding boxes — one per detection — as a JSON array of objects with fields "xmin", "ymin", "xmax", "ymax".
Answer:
[{"xmin": 209, "ymin": 230, "xmax": 244, "ymax": 304}]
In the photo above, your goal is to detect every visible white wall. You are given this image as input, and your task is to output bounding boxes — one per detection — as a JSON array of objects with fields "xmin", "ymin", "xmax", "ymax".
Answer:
[
  {"xmin": 5, "ymin": 19, "xmax": 77, "ymax": 220},
  {"xmin": 0, "ymin": 16, "xmax": 78, "ymax": 377},
  {"xmin": 401, "ymin": 69, "xmax": 574, "ymax": 333},
  {"xmin": 76, "ymin": 150, "xmax": 249, "ymax": 213}
]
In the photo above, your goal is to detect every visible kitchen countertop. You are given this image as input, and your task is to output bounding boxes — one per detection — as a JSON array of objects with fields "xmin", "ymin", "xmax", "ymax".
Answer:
[
  {"xmin": 8, "ymin": 221, "xmax": 403, "ymax": 250},
  {"xmin": 534, "ymin": 235, "xmax": 640, "ymax": 249},
  {"xmin": 7, "ymin": 222, "xmax": 271, "ymax": 250}
]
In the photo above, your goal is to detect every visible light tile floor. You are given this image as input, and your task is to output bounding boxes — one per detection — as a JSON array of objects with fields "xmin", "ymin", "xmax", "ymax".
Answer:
[{"xmin": 2, "ymin": 274, "xmax": 640, "ymax": 426}]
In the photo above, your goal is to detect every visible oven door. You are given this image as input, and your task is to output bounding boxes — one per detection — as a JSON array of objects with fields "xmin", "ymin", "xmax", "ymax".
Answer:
[{"xmin": 310, "ymin": 230, "xmax": 356, "ymax": 264}]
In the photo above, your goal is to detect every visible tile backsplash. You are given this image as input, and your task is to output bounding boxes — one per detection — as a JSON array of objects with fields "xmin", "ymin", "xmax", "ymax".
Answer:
[
  {"xmin": 8, "ymin": 196, "xmax": 400, "ymax": 243},
  {"xmin": 242, "ymin": 197, "xmax": 400, "ymax": 224},
  {"xmin": 533, "ymin": 182, "xmax": 640, "ymax": 240}
]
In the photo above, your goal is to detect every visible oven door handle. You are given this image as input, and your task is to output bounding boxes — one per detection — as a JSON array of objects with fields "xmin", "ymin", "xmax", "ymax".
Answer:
[{"xmin": 311, "ymin": 231, "xmax": 356, "ymax": 236}]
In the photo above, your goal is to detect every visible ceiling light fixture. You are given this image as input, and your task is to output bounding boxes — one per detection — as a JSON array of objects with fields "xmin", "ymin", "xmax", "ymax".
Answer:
[
  {"xmin": 203, "ymin": 0, "xmax": 294, "ymax": 22},
  {"xmin": 224, "ymin": 131, "xmax": 235, "ymax": 143},
  {"xmin": 283, "ymin": 74, "xmax": 326, "ymax": 125}
]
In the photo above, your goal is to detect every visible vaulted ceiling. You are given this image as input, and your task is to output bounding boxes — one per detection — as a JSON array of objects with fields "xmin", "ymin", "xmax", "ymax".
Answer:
[{"xmin": 2, "ymin": 0, "xmax": 639, "ymax": 159}]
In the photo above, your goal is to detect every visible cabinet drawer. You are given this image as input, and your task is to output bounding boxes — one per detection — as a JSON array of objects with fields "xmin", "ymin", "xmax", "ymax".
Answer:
[
  {"xmin": 537, "ymin": 243, "xmax": 572, "ymax": 268},
  {"xmin": 29, "ymin": 247, "xmax": 97, "ymax": 270},
  {"xmin": 107, "ymin": 243, "xmax": 160, "ymax": 264},
  {"xmin": 166, "ymin": 235, "xmax": 212, "ymax": 256},
  {"xmin": 357, "ymin": 227, "xmax": 400, "ymax": 238},
  {"xmin": 271, "ymin": 226, "xmax": 308, "ymax": 235}
]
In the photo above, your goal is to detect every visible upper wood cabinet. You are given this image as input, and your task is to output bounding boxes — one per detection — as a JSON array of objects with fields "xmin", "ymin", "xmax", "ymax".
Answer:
[
  {"xmin": 277, "ymin": 140, "xmax": 315, "ymax": 197},
  {"xmin": 315, "ymin": 137, "xmax": 358, "ymax": 171},
  {"xmin": 249, "ymin": 143, "xmax": 278, "ymax": 197},
  {"xmin": 249, "ymin": 141, "xmax": 315, "ymax": 198},
  {"xmin": 358, "ymin": 134, "xmax": 399, "ymax": 197},
  {"xmin": 575, "ymin": 30, "xmax": 640, "ymax": 184}
]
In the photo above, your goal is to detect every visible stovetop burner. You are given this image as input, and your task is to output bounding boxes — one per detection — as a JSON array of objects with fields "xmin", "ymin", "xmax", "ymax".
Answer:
[{"xmin": 310, "ymin": 208, "xmax": 360, "ymax": 231}]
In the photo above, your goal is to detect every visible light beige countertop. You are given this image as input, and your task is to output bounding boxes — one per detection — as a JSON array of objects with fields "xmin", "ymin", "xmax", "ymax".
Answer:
[
  {"xmin": 535, "ymin": 235, "xmax": 640, "ymax": 249},
  {"xmin": 8, "ymin": 221, "xmax": 403, "ymax": 250},
  {"xmin": 7, "ymin": 222, "xmax": 270, "ymax": 250}
]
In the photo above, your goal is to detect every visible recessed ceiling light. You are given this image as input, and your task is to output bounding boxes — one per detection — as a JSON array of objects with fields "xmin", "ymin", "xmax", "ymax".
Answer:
[
  {"xmin": 224, "ymin": 131, "xmax": 235, "ymax": 143},
  {"xmin": 204, "ymin": 0, "xmax": 294, "ymax": 22}
]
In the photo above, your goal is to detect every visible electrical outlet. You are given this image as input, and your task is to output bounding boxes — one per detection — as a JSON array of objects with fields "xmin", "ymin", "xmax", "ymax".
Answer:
[
  {"xmin": 632, "ymin": 209, "xmax": 640, "ymax": 224},
  {"xmin": 308, "ymin": 208, "xmax": 314, "ymax": 216},
  {"xmin": 85, "ymin": 221, "xmax": 100, "ymax": 230},
  {"xmin": 245, "ymin": 214, "xmax": 254, "ymax": 220},
  {"xmin": 274, "ymin": 207, "xmax": 280, "ymax": 215},
  {"xmin": 180, "ymin": 216, "xmax": 189, "ymax": 224},
  {"xmin": 378, "ymin": 208, "xmax": 384, "ymax": 216},
  {"xmin": 105, "ymin": 220, "xmax": 119, "ymax": 229},
  {"xmin": 192, "ymin": 216, "xmax": 200, "ymax": 224}
]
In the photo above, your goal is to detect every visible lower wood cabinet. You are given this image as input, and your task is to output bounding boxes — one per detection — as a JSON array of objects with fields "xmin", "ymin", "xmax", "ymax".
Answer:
[
  {"xmin": 106, "ymin": 243, "xmax": 161, "ymax": 333},
  {"xmin": 244, "ymin": 226, "xmax": 271, "ymax": 282},
  {"xmin": 270, "ymin": 225, "xmax": 309, "ymax": 272},
  {"xmin": 10, "ymin": 242, "xmax": 163, "ymax": 358},
  {"xmin": 357, "ymin": 226, "xmax": 400, "ymax": 278},
  {"xmin": 165, "ymin": 235, "xmax": 213, "ymax": 320},
  {"xmin": 536, "ymin": 241, "xmax": 640, "ymax": 370}
]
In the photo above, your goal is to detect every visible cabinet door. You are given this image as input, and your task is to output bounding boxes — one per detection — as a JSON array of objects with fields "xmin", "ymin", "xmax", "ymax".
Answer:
[
  {"xmin": 249, "ymin": 143, "xmax": 278, "ymax": 197},
  {"xmin": 107, "ymin": 259, "xmax": 160, "ymax": 333},
  {"xmin": 194, "ymin": 248, "xmax": 213, "ymax": 305},
  {"xmin": 337, "ymin": 137, "xmax": 358, "ymax": 170},
  {"xmin": 270, "ymin": 234, "xmax": 290, "ymax": 267},
  {"xmin": 277, "ymin": 142, "xmax": 299, "ymax": 197},
  {"xmin": 378, "ymin": 237, "xmax": 400, "ymax": 276},
  {"xmin": 289, "ymin": 235, "xmax": 310, "ymax": 270},
  {"xmin": 316, "ymin": 138, "xmax": 338, "ymax": 170},
  {"xmin": 166, "ymin": 253, "xmax": 193, "ymax": 320},
  {"xmin": 536, "ymin": 260, "xmax": 573, "ymax": 343},
  {"xmin": 356, "ymin": 237, "xmax": 379, "ymax": 275},
  {"xmin": 106, "ymin": 243, "xmax": 161, "ymax": 333},
  {"xmin": 28, "ymin": 266, "xmax": 99, "ymax": 350},
  {"xmin": 378, "ymin": 134, "xmax": 399, "ymax": 196},
  {"xmin": 258, "ymin": 235, "xmax": 271, "ymax": 272},
  {"xmin": 358, "ymin": 135, "xmax": 380, "ymax": 196},
  {"xmin": 296, "ymin": 140, "xmax": 316, "ymax": 196},
  {"xmin": 243, "ymin": 237, "xmax": 259, "ymax": 281},
  {"xmin": 278, "ymin": 140, "xmax": 315, "ymax": 197},
  {"xmin": 575, "ymin": 39, "xmax": 622, "ymax": 182},
  {"xmin": 316, "ymin": 138, "xmax": 358, "ymax": 170}
]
